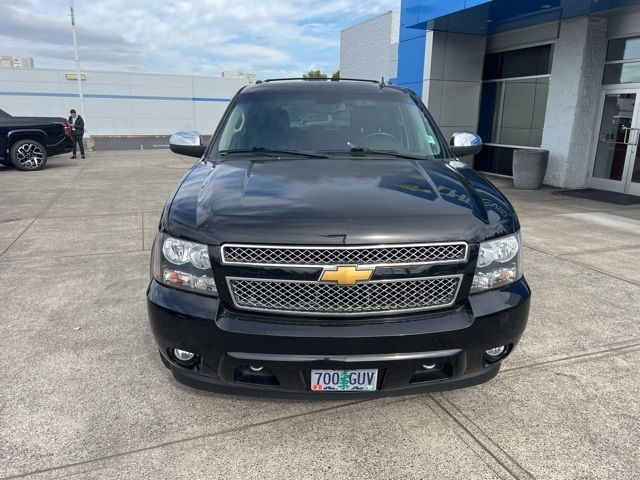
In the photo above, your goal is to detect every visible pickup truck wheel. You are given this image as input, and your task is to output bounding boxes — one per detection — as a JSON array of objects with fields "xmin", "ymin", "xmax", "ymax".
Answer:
[{"xmin": 10, "ymin": 139, "xmax": 48, "ymax": 171}]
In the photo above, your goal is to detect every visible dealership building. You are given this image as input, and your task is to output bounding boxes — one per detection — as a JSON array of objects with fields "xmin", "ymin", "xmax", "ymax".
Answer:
[
  {"xmin": 0, "ymin": 68, "xmax": 249, "ymax": 136},
  {"xmin": 341, "ymin": 0, "xmax": 640, "ymax": 195}
]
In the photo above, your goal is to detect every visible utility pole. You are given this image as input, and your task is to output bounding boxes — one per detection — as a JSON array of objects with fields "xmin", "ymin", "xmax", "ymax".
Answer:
[{"xmin": 69, "ymin": 0, "xmax": 93, "ymax": 149}]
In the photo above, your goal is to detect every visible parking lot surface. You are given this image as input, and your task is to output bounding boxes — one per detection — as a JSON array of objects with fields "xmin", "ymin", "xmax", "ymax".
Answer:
[{"xmin": 1, "ymin": 151, "xmax": 639, "ymax": 479}]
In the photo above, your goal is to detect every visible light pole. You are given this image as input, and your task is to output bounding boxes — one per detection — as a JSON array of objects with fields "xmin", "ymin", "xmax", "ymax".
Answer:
[{"xmin": 69, "ymin": 0, "xmax": 93, "ymax": 149}]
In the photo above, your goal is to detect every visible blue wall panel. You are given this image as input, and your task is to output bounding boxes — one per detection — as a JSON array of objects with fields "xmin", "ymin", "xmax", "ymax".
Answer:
[
  {"xmin": 417, "ymin": 1, "xmax": 466, "ymax": 24},
  {"xmin": 464, "ymin": 0, "xmax": 492, "ymax": 6},
  {"xmin": 395, "ymin": 34, "xmax": 427, "ymax": 96},
  {"xmin": 401, "ymin": 0, "xmax": 421, "ymax": 27},
  {"xmin": 396, "ymin": 0, "xmax": 428, "ymax": 95},
  {"xmin": 396, "ymin": 0, "xmax": 640, "ymax": 98},
  {"xmin": 404, "ymin": 0, "xmax": 640, "ymax": 29},
  {"xmin": 400, "ymin": 0, "xmax": 423, "ymax": 41},
  {"xmin": 400, "ymin": 23, "xmax": 425, "ymax": 42}
]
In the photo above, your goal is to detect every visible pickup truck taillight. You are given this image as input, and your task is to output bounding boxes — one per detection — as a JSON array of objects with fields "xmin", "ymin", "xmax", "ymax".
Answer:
[{"xmin": 55, "ymin": 121, "xmax": 72, "ymax": 137}]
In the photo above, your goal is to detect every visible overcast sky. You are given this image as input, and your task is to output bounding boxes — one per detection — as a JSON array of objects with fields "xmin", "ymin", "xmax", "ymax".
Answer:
[{"xmin": 0, "ymin": 0, "xmax": 400, "ymax": 78}]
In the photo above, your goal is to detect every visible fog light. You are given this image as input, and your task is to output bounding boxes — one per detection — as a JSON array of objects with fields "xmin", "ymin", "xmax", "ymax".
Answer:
[
  {"xmin": 421, "ymin": 363, "xmax": 437, "ymax": 370},
  {"xmin": 485, "ymin": 345, "xmax": 506, "ymax": 359},
  {"xmin": 249, "ymin": 365, "xmax": 264, "ymax": 372},
  {"xmin": 173, "ymin": 348, "xmax": 195, "ymax": 362}
]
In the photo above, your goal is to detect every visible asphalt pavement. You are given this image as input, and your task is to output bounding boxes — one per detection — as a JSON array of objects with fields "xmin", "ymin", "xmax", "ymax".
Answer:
[{"xmin": 0, "ymin": 150, "xmax": 639, "ymax": 479}]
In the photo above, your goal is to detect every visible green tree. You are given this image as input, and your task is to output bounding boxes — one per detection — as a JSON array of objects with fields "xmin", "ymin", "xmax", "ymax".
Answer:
[
  {"xmin": 331, "ymin": 70, "xmax": 340, "ymax": 80},
  {"xmin": 303, "ymin": 69, "xmax": 327, "ymax": 79}
]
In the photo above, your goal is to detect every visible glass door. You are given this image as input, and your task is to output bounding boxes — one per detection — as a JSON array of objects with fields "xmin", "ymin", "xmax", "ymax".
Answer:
[
  {"xmin": 590, "ymin": 91, "xmax": 640, "ymax": 194},
  {"xmin": 626, "ymin": 123, "xmax": 640, "ymax": 195}
]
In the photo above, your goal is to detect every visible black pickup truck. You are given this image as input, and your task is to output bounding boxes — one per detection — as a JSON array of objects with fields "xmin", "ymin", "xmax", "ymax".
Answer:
[
  {"xmin": 148, "ymin": 79, "xmax": 531, "ymax": 397},
  {"xmin": 0, "ymin": 108, "xmax": 73, "ymax": 171}
]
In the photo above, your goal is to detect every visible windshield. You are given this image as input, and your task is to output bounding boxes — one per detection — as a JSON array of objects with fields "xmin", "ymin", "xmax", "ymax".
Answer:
[{"xmin": 214, "ymin": 89, "xmax": 447, "ymax": 159}]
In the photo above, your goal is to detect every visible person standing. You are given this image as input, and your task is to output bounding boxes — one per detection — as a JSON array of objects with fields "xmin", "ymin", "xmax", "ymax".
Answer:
[{"xmin": 68, "ymin": 109, "xmax": 86, "ymax": 159}]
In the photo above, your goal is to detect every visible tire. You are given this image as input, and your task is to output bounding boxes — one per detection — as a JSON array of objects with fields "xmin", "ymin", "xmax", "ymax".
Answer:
[{"xmin": 10, "ymin": 139, "xmax": 48, "ymax": 171}]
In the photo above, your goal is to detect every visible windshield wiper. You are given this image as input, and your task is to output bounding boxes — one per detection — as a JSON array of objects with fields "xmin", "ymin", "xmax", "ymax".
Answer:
[
  {"xmin": 347, "ymin": 147, "xmax": 432, "ymax": 161},
  {"xmin": 219, "ymin": 147, "xmax": 329, "ymax": 158}
]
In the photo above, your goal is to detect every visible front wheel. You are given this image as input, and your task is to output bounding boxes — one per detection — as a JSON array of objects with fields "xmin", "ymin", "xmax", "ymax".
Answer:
[{"xmin": 10, "ymin": 139, "xmax": 48, "ymax": 171}]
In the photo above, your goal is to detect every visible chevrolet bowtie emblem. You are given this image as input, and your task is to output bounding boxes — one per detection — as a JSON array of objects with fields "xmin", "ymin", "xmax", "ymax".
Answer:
[{"xmin": 320, "ymin": 266, "xmax": 374, "ymax": 286}]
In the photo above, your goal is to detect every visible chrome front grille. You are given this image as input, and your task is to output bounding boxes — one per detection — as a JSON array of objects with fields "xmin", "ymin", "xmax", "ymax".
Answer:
[
  {"xmin": 227, "ymin": 275, "xmax": 463, "ymax": 316},
  {"xmin": 221, "ymin": 242, "xmax": 468, "ymax": 267}
]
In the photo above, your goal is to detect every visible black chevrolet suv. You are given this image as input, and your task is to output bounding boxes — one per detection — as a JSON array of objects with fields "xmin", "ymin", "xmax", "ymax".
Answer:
[{"xmin": 147, "ymin": 79, "xmax": 530, "ymax": 397}]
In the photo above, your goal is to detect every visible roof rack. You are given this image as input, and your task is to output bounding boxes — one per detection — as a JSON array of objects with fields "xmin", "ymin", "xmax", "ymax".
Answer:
[{"xmin": 256, "ymin": 77, "xmax": 380, "ymax": 85}]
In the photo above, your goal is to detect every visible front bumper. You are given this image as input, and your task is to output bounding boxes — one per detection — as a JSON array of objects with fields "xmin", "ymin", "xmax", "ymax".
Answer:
[{"xmin": 147, "ymin": 278, "xmax": 530, "ymax": 397}]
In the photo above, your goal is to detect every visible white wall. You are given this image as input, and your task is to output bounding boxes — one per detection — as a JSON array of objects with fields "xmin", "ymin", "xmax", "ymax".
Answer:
[
  {"xmin": 0, "ymin": 68, "xmax": 248, "ymax": 135},
  {"xmin": 340, "ymin": 11, "xmax": 399, "ymax": 81},
  {"xmin": 542, "ymin": 16, "xmax": 608, "ymax": 188}
]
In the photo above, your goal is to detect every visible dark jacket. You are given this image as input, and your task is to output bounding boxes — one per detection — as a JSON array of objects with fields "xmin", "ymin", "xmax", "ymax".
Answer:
[{"xmin": 68, "ymin": 115, "xmax": 85, "ymax": 135}]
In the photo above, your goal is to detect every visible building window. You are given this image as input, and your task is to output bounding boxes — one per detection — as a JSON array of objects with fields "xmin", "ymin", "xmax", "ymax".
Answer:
[
  {"xmin": 478, "ymin": 77, "xmax": 549, "ymax": 147},
  {"xmin": 603, "ymin": 36, "xmax": 640, "ymax": 84},
  {"xmin": 482, "ymin": 44, "xmax": 552, "ymax": 81},
  {"xmin": 475, "ymin": 44, "xmax": 553, "ymax": 175}
]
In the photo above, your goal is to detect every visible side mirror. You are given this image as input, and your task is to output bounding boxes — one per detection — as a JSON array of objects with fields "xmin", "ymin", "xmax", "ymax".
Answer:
[
  {"xmin": 169, "ymin": 131, "xmax": 206, "ymax": 158},
  {"xmin": 449, "ymin": 132, "xmax": 482, "ymax": 157}
]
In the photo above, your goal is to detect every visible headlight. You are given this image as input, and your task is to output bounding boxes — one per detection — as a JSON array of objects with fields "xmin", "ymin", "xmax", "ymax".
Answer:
[
  {"xmin": 152, "ymin": 233, "xmax": 217, "ymax": 296},
  {"xmin": 471, "ymin": 232, "xmax": 522, "ymax": 293}
]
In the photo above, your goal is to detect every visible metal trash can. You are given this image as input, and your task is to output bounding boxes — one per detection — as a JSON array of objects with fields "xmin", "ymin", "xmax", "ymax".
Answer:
[{"xmin": 513, "ymin": 149, "xmax": 549, "ymax": 189}]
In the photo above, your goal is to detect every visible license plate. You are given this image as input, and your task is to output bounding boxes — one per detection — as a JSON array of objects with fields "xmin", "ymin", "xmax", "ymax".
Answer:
[{"xmin": 310, "ymin": 369, "xmax": 378, "ymax": 392}]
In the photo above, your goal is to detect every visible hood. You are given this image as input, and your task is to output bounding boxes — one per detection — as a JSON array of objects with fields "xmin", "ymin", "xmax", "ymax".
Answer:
[{"xmin": 166, "ymin": 157, "xmax": 518, "ymax": 246}]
